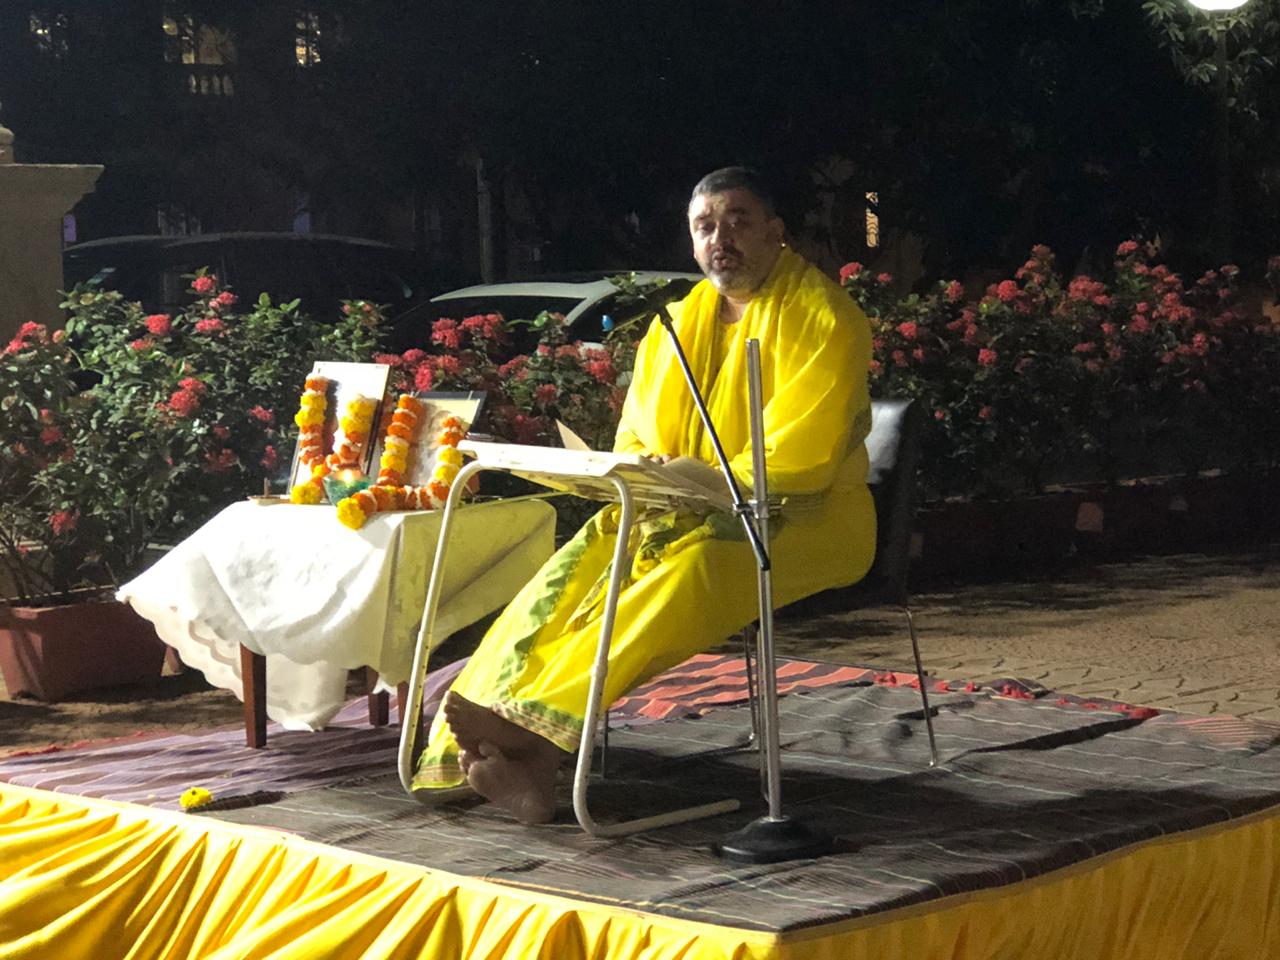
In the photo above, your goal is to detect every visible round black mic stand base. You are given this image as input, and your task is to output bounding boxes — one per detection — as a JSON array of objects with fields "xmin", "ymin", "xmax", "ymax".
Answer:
[{"xmin": 716, "ymin": 815, "xmax": 833, "ymax": 864}]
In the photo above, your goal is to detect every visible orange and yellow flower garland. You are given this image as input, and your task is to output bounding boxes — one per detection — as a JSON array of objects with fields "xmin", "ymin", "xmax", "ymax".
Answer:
[
  {"xmin": 335, "ymin": 415, "xmax": 467, "ymax": 530},
  {"xmin": 289, "ymin": 376, "xmax": 329, "ymax": 504},
  {"xmin": 289, "ymin": 387, "xmax": 377, "ymax": 504},
  {"xmin": 327, "ymin": 394, "xmax": 378, "ymax": 472},
  {"xmin": 376, "ymin": 395, "xmax": 426, "ymax": 486}
]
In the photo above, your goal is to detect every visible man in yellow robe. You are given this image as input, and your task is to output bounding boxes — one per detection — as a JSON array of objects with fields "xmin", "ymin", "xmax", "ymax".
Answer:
[{"xmin": 418, "ymin": 167, "xmax": 877, "ymax": 823}]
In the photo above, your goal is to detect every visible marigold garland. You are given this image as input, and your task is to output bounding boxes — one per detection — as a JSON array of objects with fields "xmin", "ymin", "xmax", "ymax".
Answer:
[
  {"xmin": 336, "ymin": 413, "xmax": 468, "ymax": 530},
  {"xmin": 289, "ymin": 375, "xmax": 329, "ymax": 503},
  {"xmin": 289, "ymin": 383, "xmax": 379, "ymax": 504},
  {"xmin": 376, "ymin": 394, "xmax": 426, "ymax": 486},
  {"xmin": 325, "ymin": 394, "xmax": 378, "ymax": 472}
]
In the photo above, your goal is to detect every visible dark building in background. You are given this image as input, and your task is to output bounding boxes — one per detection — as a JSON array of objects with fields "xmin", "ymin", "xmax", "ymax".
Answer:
[{"xmin": 0, "ymin": 3, "xmax": 480, "ymax": 280}]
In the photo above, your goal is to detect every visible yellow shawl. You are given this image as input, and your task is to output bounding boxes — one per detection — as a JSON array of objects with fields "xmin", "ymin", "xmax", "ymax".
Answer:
[{"xmin": 615, "ymin": 248, "xmax": 872, "ymax": 497}]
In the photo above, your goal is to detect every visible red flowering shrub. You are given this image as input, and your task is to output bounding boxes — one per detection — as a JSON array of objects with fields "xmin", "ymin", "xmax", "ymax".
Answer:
[
  {"xmin": 0, "ymin": 322, "xmax": 83, "ymax": 600},
  {"xmin": 494, "ymin": 313, "xmax": 628, "ymax": 450},
  {"xmin": 840, "ymin": 242, "xmax": 1280, "ymax": 497},
  {"xmin": 838, "ymin": 261, "xmax": 899, "ymax": 319},
  {"xmin": 48, "ymin": 510, "xmax": 79, "ymax": 537},
  {"xmin": 3, "ymin": 321, "xmax": 49, "ymax": 355},
  {"xmin": 391, "ymin": 314, "xmax": 508, "ymax": 396},
  {"xmin": 0, "ymin": 270, "xmax": 383, "ymax": 603},
  {"xmin": 380, "ymin": 306, "xmax": 631, "ymax": 453},
  {"xmin": 167, "ymin": 388, "xmax": 202, "ymax": 417},
  {"xmin": 203, "ymin": 448, "xmax": 239, "ymax": 473}
]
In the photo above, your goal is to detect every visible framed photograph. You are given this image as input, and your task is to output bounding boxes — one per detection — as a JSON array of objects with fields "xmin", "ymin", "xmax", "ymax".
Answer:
[
  {"xmin": 287, "ymin": 361, "xmax": 392, "ymax": 490},
  {"xmin": 369, "ymin": 391, "xmax": 486, "ymax": 488}
]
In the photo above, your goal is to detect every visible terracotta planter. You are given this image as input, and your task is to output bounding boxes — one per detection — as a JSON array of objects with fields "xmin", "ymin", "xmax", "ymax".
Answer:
[{"xmin": 0, "ymin": 595, "xmax": 166, "ymax": 701}]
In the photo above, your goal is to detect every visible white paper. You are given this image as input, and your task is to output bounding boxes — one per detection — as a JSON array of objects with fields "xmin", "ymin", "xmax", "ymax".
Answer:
[{"xmin": 556, "ymin": 420, "xmax": 592, "ymax": 451}]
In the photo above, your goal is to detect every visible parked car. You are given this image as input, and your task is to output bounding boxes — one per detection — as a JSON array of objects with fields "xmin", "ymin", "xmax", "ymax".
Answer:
[
  {"xmin": 386, "ymin": 270, "xmax": 702, "ymax": 355},
  {"xmin": 62, "ymin": 232, "xmax": 469, "ymax": 321}
]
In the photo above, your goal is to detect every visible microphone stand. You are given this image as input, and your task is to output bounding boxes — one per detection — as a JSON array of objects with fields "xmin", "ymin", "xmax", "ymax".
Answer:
[
  {"xmin": 653, "ymin": 302, "xmax": 832, "ymax": 863},
  {"xmin": 653, "ymin": 305, "xmax": 768, "ymax": 570}
]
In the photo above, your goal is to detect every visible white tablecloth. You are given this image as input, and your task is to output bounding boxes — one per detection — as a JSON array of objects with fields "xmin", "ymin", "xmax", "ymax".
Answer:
[{"xmin": 118, "ymin": 498, "xmax": 556, "ymax": 730}]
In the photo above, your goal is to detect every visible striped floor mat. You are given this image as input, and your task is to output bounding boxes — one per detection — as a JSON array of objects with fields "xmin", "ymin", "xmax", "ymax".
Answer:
[
  {"xmin": 205, "ymin": 679, "xmax": 1280, "ymax": 936},
  {"xmin": 0, "ymin": 654, "xmax": 893, "ymax": 809}
]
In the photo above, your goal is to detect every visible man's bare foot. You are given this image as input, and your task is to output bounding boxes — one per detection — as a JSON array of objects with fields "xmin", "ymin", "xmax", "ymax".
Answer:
[
  {"xmin": 465, "ymin": 740, "xmax": 557, "ymax": 825},
  {"xmin": 458, "ymin": 747, "xmax": 479, "ymax": 776},
  {"xmin": 442, "ymin": 691, "xmax": 545, "ymax": 757}
]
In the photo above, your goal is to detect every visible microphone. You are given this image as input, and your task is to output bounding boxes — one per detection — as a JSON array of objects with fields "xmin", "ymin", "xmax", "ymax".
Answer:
[
  {"xmin": 603, "ymin": 278, "xmax": 699, "ymax": 333},
  {"xmin": 638, "ymin": 277, "xmax": 698, "ymax": 318}
]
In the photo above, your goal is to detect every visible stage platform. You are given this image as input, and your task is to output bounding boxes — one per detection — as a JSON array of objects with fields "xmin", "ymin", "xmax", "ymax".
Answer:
[{"xmin": 1, "ymin": 655, "xmax": 1278, "ymax": 958}]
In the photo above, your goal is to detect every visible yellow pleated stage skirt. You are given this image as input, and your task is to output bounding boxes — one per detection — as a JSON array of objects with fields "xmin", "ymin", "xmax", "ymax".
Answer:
[{"xmin": 2, "ymin": 782, "xmax": 1278, "ymax": 959}]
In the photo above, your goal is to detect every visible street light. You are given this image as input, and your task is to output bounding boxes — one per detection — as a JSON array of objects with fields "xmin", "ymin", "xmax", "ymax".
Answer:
[{"xmin": 1187, "ymin": 0, "xmax": 1250, "ymax": 263}]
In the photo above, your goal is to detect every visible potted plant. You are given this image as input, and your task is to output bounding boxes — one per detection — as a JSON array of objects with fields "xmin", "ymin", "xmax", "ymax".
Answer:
[{"xmin": 0, "ymin": 316, "xmax": 172, "ymax": 699}]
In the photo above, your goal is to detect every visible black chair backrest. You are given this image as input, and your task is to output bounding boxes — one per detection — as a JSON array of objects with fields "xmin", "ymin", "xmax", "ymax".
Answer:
[{"xmin": 861, "ymin": 398, "xmax": 924, "ymax": 602}]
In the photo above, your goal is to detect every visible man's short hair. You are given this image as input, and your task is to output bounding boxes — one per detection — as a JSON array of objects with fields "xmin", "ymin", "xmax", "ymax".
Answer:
[{"xmin": 689, "ymin": 166, "xmax": 779, "ymax": 219}]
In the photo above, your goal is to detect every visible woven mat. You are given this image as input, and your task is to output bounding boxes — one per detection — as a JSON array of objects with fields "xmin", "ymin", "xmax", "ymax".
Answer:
[
  {"xmin": 204, "ymin": 681, "xmax": 1280, "ymax": 933},
  {"xmin": 0, "ymin": 654, "xmax": 880, "ymax": 809}
]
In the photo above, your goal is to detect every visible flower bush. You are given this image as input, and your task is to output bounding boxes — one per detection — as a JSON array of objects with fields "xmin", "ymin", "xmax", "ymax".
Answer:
[
  {"xmin": 380, "ymin": 308, "xmax": 632, "ymax": 452},
  {"xmin": 494, "ymin": 312, "xmax": 627, "ymax": 451},
  {"xmin": 0, "ymin": 275, "xmax": 380, "ymax": 604},
  {"xmin": 7, "ymin": 248, "xmax": 1277, "ymax": 606},
  {"xmin": 0, "ymin": 322, "xmax": 85, "ymax": 601},
  {"xmin": 373, "ymin": 257, "xmax": 1280, "ymax": 505},
  {"xmin": 843, "ymin": 243, "xmax": 1280, "ymax": 499},
  {"xmin": 373, "ymin": 272, "xmax": 680, "ymax": 452}
]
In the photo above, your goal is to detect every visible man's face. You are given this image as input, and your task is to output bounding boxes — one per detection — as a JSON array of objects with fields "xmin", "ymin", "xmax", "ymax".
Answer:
[{"xmin": 688, "ymin": 188, "xmax": 784, "ymax": 298}]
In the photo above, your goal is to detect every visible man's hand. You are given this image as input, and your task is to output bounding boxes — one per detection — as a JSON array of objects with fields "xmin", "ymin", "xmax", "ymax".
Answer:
[
  {"xmin": 661, "ymin": 456, "xmax": 752, "ymax": 498},
  {"xmin": 644, "ymin": 453, "xmax": 675, "ymax": 465}
]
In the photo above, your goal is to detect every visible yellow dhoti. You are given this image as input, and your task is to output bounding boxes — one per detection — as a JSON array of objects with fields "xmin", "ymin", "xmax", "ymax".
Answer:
[{"xmin": 414, "ymin": 249, "xmax": 876, "ymax": 789}]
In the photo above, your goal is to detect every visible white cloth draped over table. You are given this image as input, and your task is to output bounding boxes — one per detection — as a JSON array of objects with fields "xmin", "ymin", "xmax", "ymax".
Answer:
[{"xmin": 118, "ymin": 498, "xmax": 557, "ymax": 730}]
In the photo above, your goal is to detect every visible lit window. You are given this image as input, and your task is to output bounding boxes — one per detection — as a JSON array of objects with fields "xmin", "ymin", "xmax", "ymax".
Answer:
[
  {"xmin": 195, "ymin": 25, "xmax": 231, "ymax": 66},
  {"xmin": 865, "ymin": 191, "xmax": 881, "ymax": 249},
  {"xmin": 162, "ymin": 7, "xmax": 236, "ymax": 96},
  {"xmin": 29, "ymin": 12, "xmax": 69, "ymax": 57},
  {"xmin": 162, "ymin": 13, "xmax": 198, "ymax": 64},
  {"xmin": 296, "ymin": 9, "xmax": 322, "ymax": 67}
]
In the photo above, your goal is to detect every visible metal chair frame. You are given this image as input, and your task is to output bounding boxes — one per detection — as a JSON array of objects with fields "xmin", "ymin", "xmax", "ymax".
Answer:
[{"xmin": 398, "ymin": 458, "xmax": 740, "ymax": 837}]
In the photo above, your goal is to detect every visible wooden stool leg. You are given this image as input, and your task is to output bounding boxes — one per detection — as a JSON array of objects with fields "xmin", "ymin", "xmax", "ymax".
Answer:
[
  {"xmin": 367, "ymin": 667, "xmax": 390, "ymax": 726},
  {"xmin": 397, "ymin": 682, "xmax": 409, "ymax": 729},
  {"xmin": 240, "ymin": 645, "xmax": 267, "ymax": 748}
]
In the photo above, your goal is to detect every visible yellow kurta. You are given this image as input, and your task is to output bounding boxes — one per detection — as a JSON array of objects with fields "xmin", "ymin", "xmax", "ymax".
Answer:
[{"xmin": 414, "ymin": 248, "xmax": 875, "ymax": 789}]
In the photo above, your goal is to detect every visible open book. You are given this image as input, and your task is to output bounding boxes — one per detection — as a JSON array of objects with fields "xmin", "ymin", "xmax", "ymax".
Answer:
[{"xmin": 459, "ymin": 424, "xmax": 735, "ymax": 514}]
